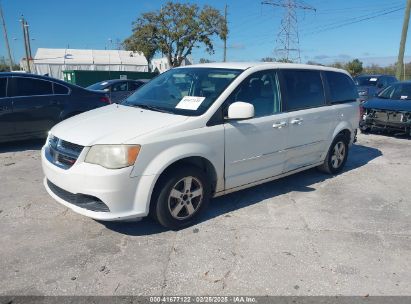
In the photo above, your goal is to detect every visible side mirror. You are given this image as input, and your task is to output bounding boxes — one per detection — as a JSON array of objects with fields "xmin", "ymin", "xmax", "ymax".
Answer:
[{"xmin": 227, "ymin": 102, "xmax": 255, "ymax": 120}]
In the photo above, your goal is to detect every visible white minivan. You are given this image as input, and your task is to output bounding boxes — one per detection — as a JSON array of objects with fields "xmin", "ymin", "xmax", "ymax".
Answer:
[{"xmin": 42, "ymin": 63, "xmax": 359, "ymax": 229}]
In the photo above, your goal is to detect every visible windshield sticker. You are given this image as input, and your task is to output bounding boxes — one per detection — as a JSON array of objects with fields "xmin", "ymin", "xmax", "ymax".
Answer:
[
  {"xmin": 369, "ymin": 78, "xmax": 378, "ymax": 81},
  {"xmin": 176, "ymin": 96, "xmax": 206, "ymax": 110},
  {"xmin": 401, "ymin": 96, "xmax": 408, "ymax": 100}
]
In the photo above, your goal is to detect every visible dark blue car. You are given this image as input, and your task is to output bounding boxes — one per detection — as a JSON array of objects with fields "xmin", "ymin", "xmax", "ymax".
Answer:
[
  {"xmin": 360, "ymin": 81, "xmax": 411, "ymax": 136},
  {"xmin": 86, "ymin": 79, "xmax": 149, "ymax": 103},
  {"xmin": 0, "ymin": 73, "xmax": 111, "ymax": 143},
  {"xmin": 355, "ymin": 74, "xmax": 397, "ymax": 102}
]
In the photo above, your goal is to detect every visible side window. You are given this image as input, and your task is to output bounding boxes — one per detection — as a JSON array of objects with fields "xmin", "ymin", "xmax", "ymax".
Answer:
[
  {"xmin": 11, "ymin": 77, "xmax": 53, "ymax": 97},
  {"xmin": 53, "ymin": 83, "xmax": 69, "ymax": 95},
  {"xmin": 0, "ymin": 78, "xmax": 6, "ymax": 98},
  {"xmin": 282, "ymin": 70, "xmax": 325, "ymax": 111},
  {"xmin": 225, "ymin": 70, "xmax": 281, "ymax": 118},
  {"xmin": 325, "ymin": 71, "xmax": 358, "ymax": 104},
  {"xmin": 111, "ymin": 82, "xmax": 128, "ymax": 92},
  {"xmin": 128, "ymin": 81, "xmax": 143, "ymax": 91}
]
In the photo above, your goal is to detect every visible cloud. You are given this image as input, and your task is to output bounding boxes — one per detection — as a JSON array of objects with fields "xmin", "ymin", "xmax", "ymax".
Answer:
[
  {"xmin": 313, "ymin": 54, "xmax": 330, "ymax": 60},
  {"xmin": 338, "ymin": 54, "xmax": 351, "ymax": 60}
]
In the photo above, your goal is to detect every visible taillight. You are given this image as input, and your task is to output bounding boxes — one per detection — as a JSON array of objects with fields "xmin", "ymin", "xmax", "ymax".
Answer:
[
  {"xmin": 359, "ymin": 104, "xmax": 365, "ymax": 119},
  {"xmin": 100, "ymin": 96, "xmax": 111, "ymax": 104}
]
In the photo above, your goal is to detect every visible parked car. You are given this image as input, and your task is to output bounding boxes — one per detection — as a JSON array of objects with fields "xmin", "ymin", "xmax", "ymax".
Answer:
[
  {"xmin": 42, "ymin": 63, "xmax": 359, "ymax": 229},
  {"xmin": 0, "ymin": 73, "xmax": 111, "ymax": 143},
  {"xmin": 86, "ymin": 79, "xmax": 149, "ymax": 103},
  {"xmin": 354, "ymin": 74, "xmax": 397, "ymax": 102},
  {"xmin": 360, "ymin": 81, "xmax": 411, "ymax": 135}
]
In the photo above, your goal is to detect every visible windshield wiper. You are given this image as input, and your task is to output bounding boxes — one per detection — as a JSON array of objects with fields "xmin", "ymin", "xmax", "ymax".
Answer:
[{"xmin": 128, "ymin": 104, "xmax": 173, "ymax": 114}]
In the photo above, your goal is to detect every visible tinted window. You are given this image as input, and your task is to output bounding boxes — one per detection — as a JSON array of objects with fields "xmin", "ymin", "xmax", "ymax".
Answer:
[
  {"xmin": 53, "ymin": 83, "xmax": 69, "ymax": 94},
  {"xmin": 282, "ymin": 70, "xmax": 325, "ymax": 111},
  {"xmin": 0, "ymin": 78, "xmax": 6, "ymax": 98},
  {"xmin": 111, "ymin": 82, "xmax": 128, "ymax": 92},
  {"xmin": 225, "ymin": 70, "xmax": 281, "ymax": 118},
  {"xmin": 354, "ymin": 76, "xmax": 378, "ymax": 86},
  {"xmin": 128, "ymin": 81, "xmax": 143, "ymax": 91},
  {"xmin": 326, "ymin": 71, "xmax": 358, "ymax": 104},
  {"xmin": 11, "ymin": 77, "xmax": 53, "ymax": 97}
]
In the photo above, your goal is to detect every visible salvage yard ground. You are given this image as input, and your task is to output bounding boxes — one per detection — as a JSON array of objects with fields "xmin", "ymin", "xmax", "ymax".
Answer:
[{"xmin": 0, "ymin": 133, "xmax": 410, "ymax": 296}]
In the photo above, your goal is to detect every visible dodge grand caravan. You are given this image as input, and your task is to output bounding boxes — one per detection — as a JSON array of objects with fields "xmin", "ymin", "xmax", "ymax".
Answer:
[{"xmin": 42, "ymin": 63, "xmax": 359, "ymax": 229}]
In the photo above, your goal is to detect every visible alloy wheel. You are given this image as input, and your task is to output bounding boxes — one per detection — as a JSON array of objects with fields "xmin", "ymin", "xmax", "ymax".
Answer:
[{"xmin": 168, "ymin": 176, "xmax": 204, "ymax": 220}]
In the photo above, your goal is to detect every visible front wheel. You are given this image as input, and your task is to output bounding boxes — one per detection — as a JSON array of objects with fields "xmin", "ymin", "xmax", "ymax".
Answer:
[
  {"xmin": 151, "ymin": 165, "xmax": 210, "ymax": 230},
  {"xmin": 318, "ymin": 135, "xmax": 349, "ymax": 174}
]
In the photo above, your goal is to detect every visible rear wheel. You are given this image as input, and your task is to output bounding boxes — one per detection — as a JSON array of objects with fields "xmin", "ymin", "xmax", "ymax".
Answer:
[
  {"xmin": 151, "ymin": 165, "xmax": 210, "ymax": 230},
  {"xmin": 318, "ymin": 135, "xmax": 349, "ymax": 174}
]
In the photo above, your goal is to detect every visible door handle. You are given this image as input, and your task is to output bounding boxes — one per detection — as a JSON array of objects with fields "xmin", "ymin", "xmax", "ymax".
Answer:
[
  {"xmin": 290, "ymin": 118, "xmax": 303, "ymax": 125},
  {"xmin": 272, "ymin": 121, "xmax": 287, "ymax": 129}
]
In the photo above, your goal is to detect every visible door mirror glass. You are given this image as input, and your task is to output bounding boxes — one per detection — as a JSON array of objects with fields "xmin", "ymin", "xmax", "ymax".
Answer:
[{"xmin": 227, "ymin": 102, "xmax": 255, "ymax": 120}]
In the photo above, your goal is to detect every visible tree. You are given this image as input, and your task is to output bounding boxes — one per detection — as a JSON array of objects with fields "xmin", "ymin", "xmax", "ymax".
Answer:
[
  {"xmin": 345, "ymin": 59, "xmax": 363, "ymax": 76},
  {"xmin": 124, "ymin": 2, "xmax": 226, "ymax": 68}
]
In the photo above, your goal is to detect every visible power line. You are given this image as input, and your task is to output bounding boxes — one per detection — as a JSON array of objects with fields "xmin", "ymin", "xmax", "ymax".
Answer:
[
  {"xmin": 262, "ymin": 0, "xmax": 315, "ymax": 62},
  {"xmin": 304, "ymin": 7, "xmax": 404, "ymax": 36}
]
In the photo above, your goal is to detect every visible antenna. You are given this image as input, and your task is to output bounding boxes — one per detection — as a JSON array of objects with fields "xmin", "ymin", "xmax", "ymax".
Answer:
[{"xmin": 262, "ymin": 0, "xmax": 315, "ymax": 63}]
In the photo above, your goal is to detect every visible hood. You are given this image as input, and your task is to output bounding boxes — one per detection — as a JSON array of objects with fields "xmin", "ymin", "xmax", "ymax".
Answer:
[
  {"xmin": 50, "ymin": 104, "xmax": 189, "ymax": 146},
  {"xmin": 363, "ymin": 98, "xmax": 411, "ymax": 112}
]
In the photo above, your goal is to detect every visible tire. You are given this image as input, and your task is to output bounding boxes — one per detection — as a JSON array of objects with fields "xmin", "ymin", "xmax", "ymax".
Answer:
[
  {"xmin": 359, "ymin": 124, "xmax": 371, "ymax": 134},
  {"xmin": 151, "ymin": 165, "xmax": 211, "ymax": 230},
  {"xmin": 318, "ymin": 134, "xmax": 349, "ymax": 174}
]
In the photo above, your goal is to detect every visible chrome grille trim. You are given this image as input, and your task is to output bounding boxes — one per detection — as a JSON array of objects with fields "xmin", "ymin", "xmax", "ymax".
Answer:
[{"xmin": 46, "ymin": 135, "xmax": 84, "ymax": 169}]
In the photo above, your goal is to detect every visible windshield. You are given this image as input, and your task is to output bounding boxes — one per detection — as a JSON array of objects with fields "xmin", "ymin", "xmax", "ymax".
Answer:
[
  {"xmin": 87, "ymin": 81, "xmax": 109, "ymax": 90},
  {"xmin": 378, "ymin": 83, "xmax": 411, "ymax": 100},
  {"xmin": 355, "ymin": 76, "xmax": 379, "ymax": 86},
  {"xmin": 122, "ymin": 68, "xmax": 242, "ymax": 116}
]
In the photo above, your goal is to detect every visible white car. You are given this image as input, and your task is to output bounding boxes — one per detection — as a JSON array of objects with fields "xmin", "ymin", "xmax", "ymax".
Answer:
[{"xmin": 42, "ymin": 62, "xmax": 359, "ymax": 229}]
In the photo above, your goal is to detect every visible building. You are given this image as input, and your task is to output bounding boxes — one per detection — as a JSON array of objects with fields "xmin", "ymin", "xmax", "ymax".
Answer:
[
  {"xmin": 33, "ymin": 48, "xmax": 148, "ymax": 80},
  {"xmin": 151, "ymin": 56, "xmax": 193, "ymax": 74}
]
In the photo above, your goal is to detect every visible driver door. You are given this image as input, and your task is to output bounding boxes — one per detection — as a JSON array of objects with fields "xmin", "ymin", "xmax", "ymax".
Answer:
[{"xmin": 224, "ymin": 70, "xmax": 289, "ymax": 190}]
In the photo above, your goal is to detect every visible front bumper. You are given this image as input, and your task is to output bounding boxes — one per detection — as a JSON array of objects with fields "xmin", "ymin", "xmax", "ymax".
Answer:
[
  {"xmin": 361, "ymin": 112, "xmax": 411, "ymax": 132},
  {"xmin": 41, "ymin": 146, "xmax": 157, "ymax": 221}
]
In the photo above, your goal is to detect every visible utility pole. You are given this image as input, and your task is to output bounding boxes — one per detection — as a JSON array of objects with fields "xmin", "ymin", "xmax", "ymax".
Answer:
[
  {"xmin": 25, "ymin": 20, "xmax": 33, "ymax": 59},
  {"xmin": 223, "ymin": 4, "xmax": 228, "ymax": 62},
  {"xmin": 262, "ymin": 0, "xmax": 315, "ymax": 63},
  {"xmin": 20, "ymin": 15, "xmax": 31, "ymax": 73},
  {"xmin": 0, "ymin": 1, "xmax": 13, "ymax": 71},
  {"xmin": 396, "ymin": 0, "xmax": 411, "ymax": 80}
]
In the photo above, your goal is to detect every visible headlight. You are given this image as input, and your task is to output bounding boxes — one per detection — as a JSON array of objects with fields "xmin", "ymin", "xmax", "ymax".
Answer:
[{"xmin": 85, "ymin": 145, "xmax": 141, "ymax": 169}]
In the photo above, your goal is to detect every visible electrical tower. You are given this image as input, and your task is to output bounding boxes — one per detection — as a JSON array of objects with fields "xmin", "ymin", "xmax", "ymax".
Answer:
[{"xmin": 262, "ymin": 0, "xmax": 315, "ymax": 63}]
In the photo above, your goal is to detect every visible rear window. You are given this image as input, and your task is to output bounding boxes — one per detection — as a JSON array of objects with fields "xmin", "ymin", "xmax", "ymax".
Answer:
[
  {"xmin": 326, "ymin": 71, "xmax": 358, "ymax": 104},
  {"xmin": 11, "ymin": 77, "xmax": 53, "ymax": 97},
  {"xmin": 355, "ymin": 76, "xmax": 378, "ymax": 86},
  {"xmin": 282, "ymin": 70, "xmax": 326, "ymax": 111},
  {"xmin": 0, "ymin": 78, "xmax": 6, "ymax": 98}
]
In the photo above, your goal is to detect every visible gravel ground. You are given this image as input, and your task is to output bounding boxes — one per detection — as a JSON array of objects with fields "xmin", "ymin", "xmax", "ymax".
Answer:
[{"xmin": 0, "ymin": 133, "xmax": 410, "ymax": 296}]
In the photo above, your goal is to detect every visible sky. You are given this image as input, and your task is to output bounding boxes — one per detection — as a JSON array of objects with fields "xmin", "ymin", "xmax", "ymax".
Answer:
[{"xmin": 0, "ymin": 0, "xmax": 409, "ymax": 67}]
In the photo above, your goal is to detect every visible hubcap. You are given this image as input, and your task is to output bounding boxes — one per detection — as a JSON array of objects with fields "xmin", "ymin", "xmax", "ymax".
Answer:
[
  {"xmin": 331, "ymin": 141, "xmax": 346, "ymax": 169},
  {"xmin": 168, "ymin": 176, "xmax": 203, "ymax": 220}
]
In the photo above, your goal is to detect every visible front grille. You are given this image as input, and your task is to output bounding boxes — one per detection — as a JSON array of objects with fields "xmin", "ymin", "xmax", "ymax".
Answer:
[
  {"xmin": 47, "ymin": 136, "xmax": 84, "ymax": 169},
  {"xmin": 47, "ymin": 180, "xmax": 110, "ymax": 212}
]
